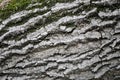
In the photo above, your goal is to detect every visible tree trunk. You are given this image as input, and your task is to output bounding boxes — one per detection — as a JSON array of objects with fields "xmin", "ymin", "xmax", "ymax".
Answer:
[{"xmin": 0, "ymin": 0, "xmax": 120, "ymax": 80}]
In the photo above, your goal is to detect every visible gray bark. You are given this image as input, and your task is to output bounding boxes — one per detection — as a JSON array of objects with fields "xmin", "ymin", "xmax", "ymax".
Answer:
[{"xmin": 0, "ymin": 0, "xmax": 120, "ymax": 80}]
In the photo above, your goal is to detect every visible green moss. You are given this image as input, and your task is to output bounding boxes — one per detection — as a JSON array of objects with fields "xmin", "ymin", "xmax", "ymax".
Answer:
[
  {"xmin": 0, "ymin": 0, "xmax": 75, "ymax": 19},
  {"xmin": 0, "ymin": 0, "xmax": 3, "ymax": 3},
  {"xmin": 0, "ymin": 0, "xmax": 31, "ymax": 19}
]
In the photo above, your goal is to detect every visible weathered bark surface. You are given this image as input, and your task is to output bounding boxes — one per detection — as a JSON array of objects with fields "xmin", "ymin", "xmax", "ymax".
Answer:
[{"xmin": 0, "ymin": 0, "xmax": 120, "ymax": 80}]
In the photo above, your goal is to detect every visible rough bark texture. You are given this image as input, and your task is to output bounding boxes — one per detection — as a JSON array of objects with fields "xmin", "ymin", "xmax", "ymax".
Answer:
[{"xmin": 0, "ymin": 0, "xmax": 120, "ymax": 80}]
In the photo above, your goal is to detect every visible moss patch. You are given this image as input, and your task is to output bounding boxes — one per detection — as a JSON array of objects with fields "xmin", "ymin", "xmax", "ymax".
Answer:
[
  {"xmin": 0, "ymin": 0, "xmax": 75, "ymax": 20},
  {"xmin": 0, "ymin": 0, "xmax": 3, "ymax": 3},
  {"xmin": 0, "ymin": 0, "xmax": 31, "ymax": 19}
]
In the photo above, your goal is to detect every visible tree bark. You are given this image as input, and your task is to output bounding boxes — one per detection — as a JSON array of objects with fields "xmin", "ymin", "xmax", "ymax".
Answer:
[{"xmin": 0, "ymin": 0, "xmax": 120, "ymax": 80}]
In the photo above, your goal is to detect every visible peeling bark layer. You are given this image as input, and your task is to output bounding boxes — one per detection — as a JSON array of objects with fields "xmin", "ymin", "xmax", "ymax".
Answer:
[{"xmin": 0, "ymin": 0, "xmax": 120, "ymax": 80}]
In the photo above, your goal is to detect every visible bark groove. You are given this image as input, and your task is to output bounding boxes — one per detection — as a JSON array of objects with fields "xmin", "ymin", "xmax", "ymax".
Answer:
[{"xmin": 0, "ymin": 0, "xmax": 120, "ymax": 80}]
